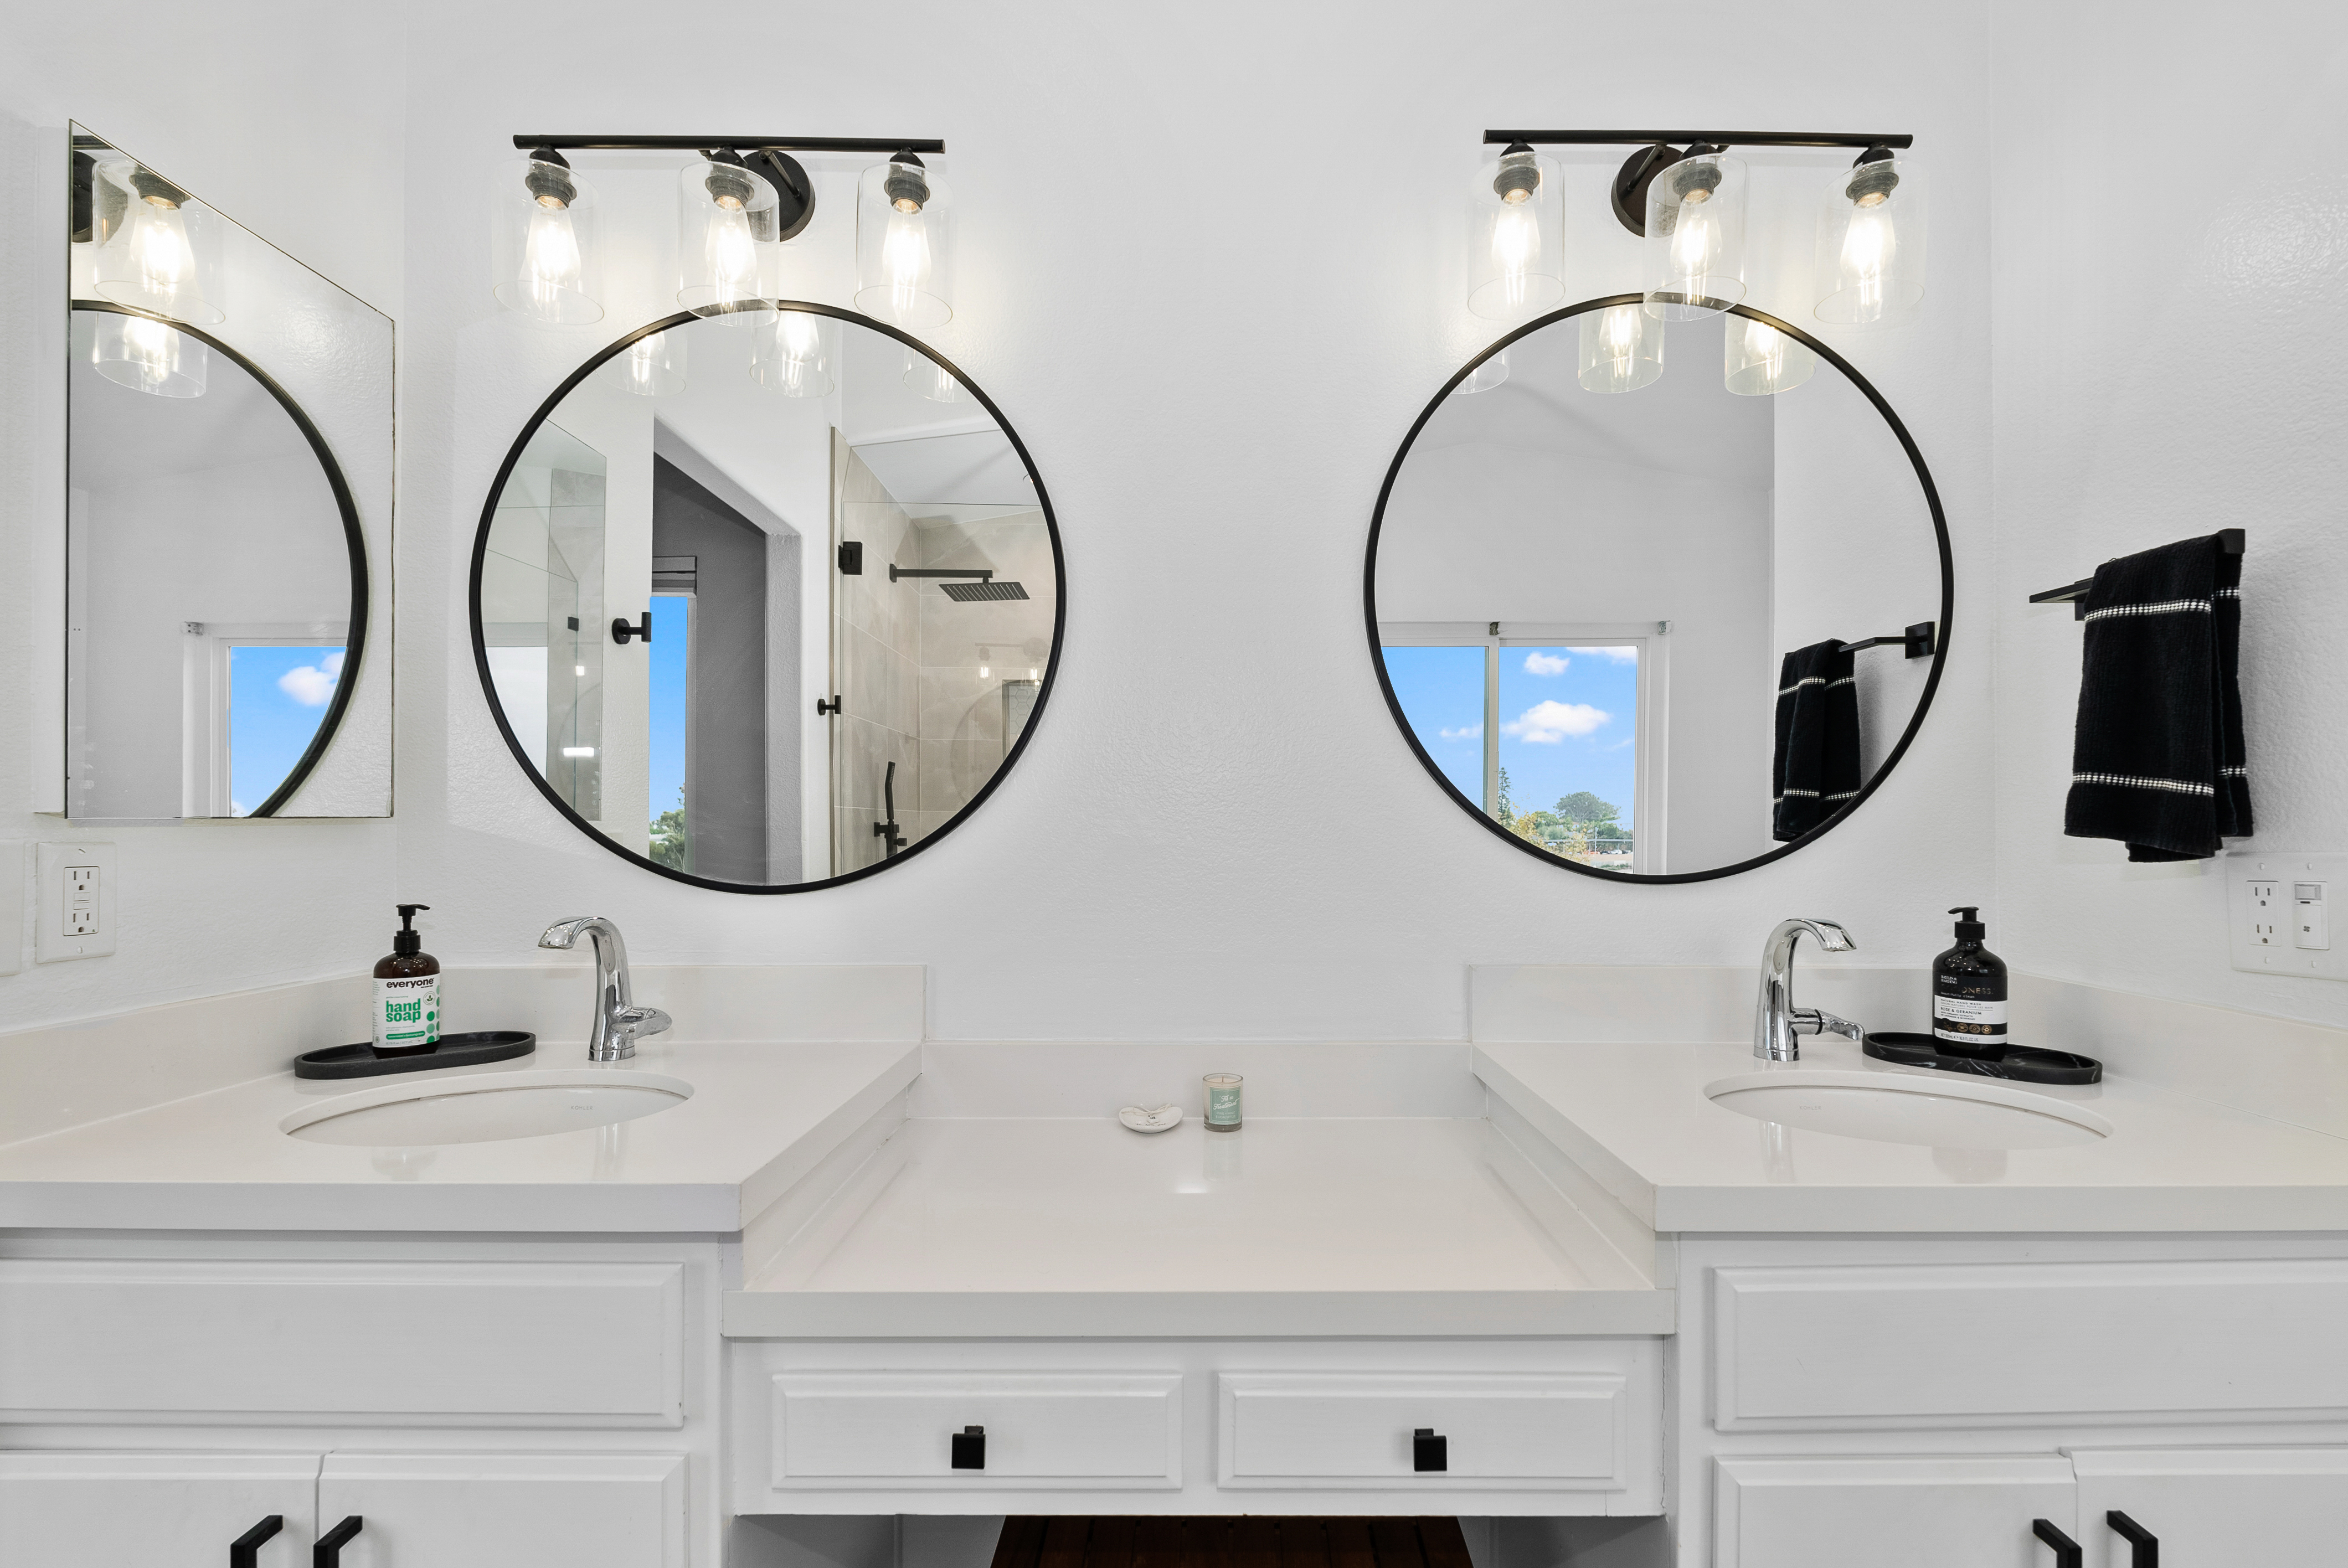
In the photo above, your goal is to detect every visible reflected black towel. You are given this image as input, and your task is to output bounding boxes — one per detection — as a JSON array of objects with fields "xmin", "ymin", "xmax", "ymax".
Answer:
[
  {"xmin": 2064, "ymin": 534, "xmax": 2251, "ymax": 860},
  {"xmin": 1772, "ymin": 639, "xmax": 1861, "ymax": 842}
]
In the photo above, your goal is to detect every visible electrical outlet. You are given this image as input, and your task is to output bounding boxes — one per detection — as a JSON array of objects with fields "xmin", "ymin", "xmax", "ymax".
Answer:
[
  {"xmin": 2229, "ymin": 851, "xmax": 2348, "ymax": 978},
  {"xmin": 35, "ymin": 841, "xmax": 115, "ymax": 963}
]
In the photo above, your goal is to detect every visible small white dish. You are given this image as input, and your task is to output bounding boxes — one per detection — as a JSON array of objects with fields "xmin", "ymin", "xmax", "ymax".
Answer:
[{"xmin": 1118, "ymin": 1103, "xmax": 1183, "ymax": 1133}]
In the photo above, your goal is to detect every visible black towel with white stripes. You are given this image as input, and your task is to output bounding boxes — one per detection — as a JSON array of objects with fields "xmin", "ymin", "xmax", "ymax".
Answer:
[
  {"xmin": 2064, "ymin": 533, "xmax": 2251, "ymax": 860},
  {"xmin": 1772, "ymin": 639, "xmax": 1861, "ymax": 842}
]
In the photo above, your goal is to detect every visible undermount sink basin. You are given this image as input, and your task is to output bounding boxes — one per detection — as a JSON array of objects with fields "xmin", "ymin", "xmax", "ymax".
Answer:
[
  {"xmin": 1704, "ymin": 1069, "xmax": 2112, "ymax": 1150},
  {"xmin": 283, "ymin": 1069, "xmax": 694, "ymax": 1146}
]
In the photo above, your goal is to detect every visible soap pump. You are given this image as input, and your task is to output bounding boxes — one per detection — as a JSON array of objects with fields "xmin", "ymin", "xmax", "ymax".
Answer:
[
  {"xmin": 372, "ymin": 904, "xmax": 442, "ymax": 1056},
  {"xmin": 1932, "ymin": 906, "xmax": 2008, "ymax": 1050}
]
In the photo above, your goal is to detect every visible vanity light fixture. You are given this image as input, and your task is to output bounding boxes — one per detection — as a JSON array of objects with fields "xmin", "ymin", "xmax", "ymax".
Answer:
[
  {"xmin": 1467, "ymin": 142, "xmax": 1565, "ymax": 321},
  {"xmin": 857, "ymin": 149, "xmax": 953, "ymax": 328},
  {"xmin": 91, "ymin": 161, "xmax": 224, "ymax": 325},
  {"xmin": 1578, "ymin": 301, "xmax": 1664, "ymax": 393},
  {"xmin": 89, "ymin": 310, "xmax": 209, "ymax": 398},
  {"xmin": 619, "ymin": 326, "xmax": 687, "ymax": 396},
  {"xmin": 1723, "ymin": 315, "xmax": 1816, "ymax": 395},
  {"xmin": 1814, "ymin": 145, "xmax": 1927, "ymax": 327},
  {"xmin": 1480, "ymin": 130, "xmax": 1924, "ymax": 340},
  {"xmin": 496, "ymin": 135, "xmax": 938, "ymax": 327},
  {"xmin": 750, "ymin": 309, "xmax": 834, "ymax": 398}
]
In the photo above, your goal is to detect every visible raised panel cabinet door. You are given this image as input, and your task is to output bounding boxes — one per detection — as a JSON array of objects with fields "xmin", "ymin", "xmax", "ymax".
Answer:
[
  {"xmin": 0, "ymin": 1451, "xmax": 318, "ymax": 1566},
  {"xmin": 1713, "ymin": 1455, "xmax": 2076, "ymax": 1568},
  {"xmin": 315, "ymin": 1452, "xmax": 685, "ymax": 1567},
  {"xmin": 2072, "ymin": 1447, "xmax": 2348, "ymax": 1565}
]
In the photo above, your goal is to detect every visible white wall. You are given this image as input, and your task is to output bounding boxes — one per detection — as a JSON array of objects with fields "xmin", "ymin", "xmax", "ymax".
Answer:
[
  {"xmin": 0, "ymin": 11, "xmax": 400, "ymax": 1026},
  {"xmin": 1989, "ymin": 0, "xmax": 2348, "ymax": 1029},
  {"xmin": 389, "ymin": 0, "xmax": 1997, "ymax": 1038}
]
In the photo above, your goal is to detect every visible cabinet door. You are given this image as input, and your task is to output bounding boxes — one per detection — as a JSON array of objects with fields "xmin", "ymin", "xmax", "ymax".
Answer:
[
  {"xmin": 2073, "ymin": 1447, "xmax": 2348, "ymax": 1565},
  {"xmin": 1714, "ymin": 1455, "xmax": 2075, "ymax": 1567},
  {"xmin": 316, "ymin": 1452, "xmax": 684, "ymax": 1567},
  {"xmin": 0, "ymin": 1451, "xmax": 317, "ymax": 1566}
]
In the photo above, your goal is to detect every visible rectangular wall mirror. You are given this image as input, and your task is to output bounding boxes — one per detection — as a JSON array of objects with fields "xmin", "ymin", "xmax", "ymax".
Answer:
[{"xmin": 61, "ymin": 126, "xmax": 393, "ymax": 820}]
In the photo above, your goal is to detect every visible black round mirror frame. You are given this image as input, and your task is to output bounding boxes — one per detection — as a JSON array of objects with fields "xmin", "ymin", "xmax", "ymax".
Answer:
[
  {"xmin": 1361, "ymin": 295, "xmax": 1954, "ymax": 886},
  {"xmin": 467, "ymin": 301, "xmax": 1068, "ymax": 895},
  {"xmin": 72, "ymin": 301, "xmax": 373, "ymax": 819}
]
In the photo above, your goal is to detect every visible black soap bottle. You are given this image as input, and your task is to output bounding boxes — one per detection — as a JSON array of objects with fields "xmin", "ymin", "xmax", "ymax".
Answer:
[
  {"xmin": 1932, "ymin": 906, "xmax": 2008, "ymax": 1055},
  {"xmin": 372, "ymin": 904, "xmax": 441, "ymax": 1056}
]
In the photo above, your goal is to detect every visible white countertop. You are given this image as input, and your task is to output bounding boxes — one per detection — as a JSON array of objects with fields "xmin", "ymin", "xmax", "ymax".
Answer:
[
  {"xmin": 0, "ymin": 1041, "xmax": 920, "ymax": 1232},
  {"xmin": 724, "ymin": 1116, "xmax": 1672, "ymax": 1337},
  {"xmin": 1476, "ymin": 1036, "xmax": 2348, "ymax": 1233}
]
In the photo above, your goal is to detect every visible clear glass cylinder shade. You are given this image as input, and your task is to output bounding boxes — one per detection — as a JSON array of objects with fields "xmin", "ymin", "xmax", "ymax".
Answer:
[
  {"xmin": 90, "ymin": 311, "xmax": 208, "ymax": 398},
  {"xmin": 491, "ymin": 157, "xmax": 603, "ymax": 325},
  {"xmin": 1643, "ymin": 152, "xmax": 1747, "ymax": 320},
  {"xmin": 903, "ymin": 345, "xmax": 960, "ymax": 403},
  {"xmin": 1466, "ymin": 152, "xmax": 1564, "ymax": 321},
  {"xmin": 90, "ymin": 159, "xmax": 225, "ymax": 325},
  {"xmin": 677, "ymin": 159, "xmax": 778, "ymax": 314},
  {"xmin": 750, "ymin": 311, "xmax": 835, "ymax": 398},
  {"xmin": 616, "ymin": 326, "xmax": 687, "ymax": 396},
  {"xmin": 1456, "ymin": 348, "xmax": 1511, "ymax": 394},
  {"xmin": 1579, "ymin": 303, "xmax": 1665, "ymax": 393},
  {"xmin": 854, "ymin": 160, "xmax": 953, "ymax": 329},
  {"xmin": 1813, "ymin": 157, "xmax": 1927, "ymax": 327},
  {"xmin": 1722, "ymin": 316, "xmax": 1816, "ymax": 395}
]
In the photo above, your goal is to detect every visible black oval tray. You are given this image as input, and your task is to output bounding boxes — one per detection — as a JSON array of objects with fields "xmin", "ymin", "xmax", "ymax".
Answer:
[
  {"xmin": 1863, "ymin": 1030, "xmax": 2100, "ymax": 1085},
  {"xmin": 296, "ymin": 1030, "xmax": 536, "ymax": 1079}
]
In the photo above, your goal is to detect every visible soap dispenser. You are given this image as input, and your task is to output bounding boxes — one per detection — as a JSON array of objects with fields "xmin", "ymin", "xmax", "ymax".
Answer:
[
  {"xmin": 373, "ymin": 904, "xmax": 441, "ymax": 1056},
  {"xmin": 1932, "ymin": 906, "xmax": 2008, "ymax": 1051}
]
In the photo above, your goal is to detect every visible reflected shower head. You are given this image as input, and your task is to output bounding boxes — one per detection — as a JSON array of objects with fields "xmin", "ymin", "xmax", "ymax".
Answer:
[{"xmin": 941, "ymin": 580, "xmax": 1029, "ymax": 602}]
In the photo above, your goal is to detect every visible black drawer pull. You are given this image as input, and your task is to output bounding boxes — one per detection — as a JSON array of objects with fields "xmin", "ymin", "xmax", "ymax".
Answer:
[
  {"xmin": 2107, "ymin": 1511, "xmax": 2158, "ymax": 1567},
  {"xmin": 1412, "ymin": 1427, "xmax": 1448, "ymax": 1472},
  {"xmin": 315, "ymin": 1515, "xmax": 362, "ymax": 1567},
  {"xmin": 2032, "ymin": 1519, "xmax": 2080, "ymax": 1568},
  {"xmin": 951, "ymin": 1425, "xmax": 986, "ymax": 1469},
  {"xmin": 230, "ymin": 1515, "xmax": 282, "ymax": 1568}
]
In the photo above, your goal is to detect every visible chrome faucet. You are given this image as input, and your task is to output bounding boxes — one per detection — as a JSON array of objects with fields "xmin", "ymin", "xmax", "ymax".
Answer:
[
  {"xmin": 1754, "ymin": 917, "xmax": 1862, "ymax": 1062},
  {"xmin": 538, "ymin": 916, "xmax": 671, "ymax": 1062}
]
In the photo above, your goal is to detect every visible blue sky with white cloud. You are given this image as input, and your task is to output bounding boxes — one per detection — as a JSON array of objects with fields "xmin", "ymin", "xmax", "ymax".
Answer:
[
  {"xmin": 1381, "ymin": 643, "xmax": 1638, "ymax": 827},
  {"xmin": 228, "ymin": 645, "xmax": 342, "ymax": 814}
]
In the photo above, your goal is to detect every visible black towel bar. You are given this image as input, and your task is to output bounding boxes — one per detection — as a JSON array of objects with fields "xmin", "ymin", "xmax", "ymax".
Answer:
[
  {"xmin": 2030, "ymin": 529, "xmax": 2243, "ymax": 619},
  {"xmin": 1838, "ymin": 621, "xmax": 1936, "ymax": 659}
]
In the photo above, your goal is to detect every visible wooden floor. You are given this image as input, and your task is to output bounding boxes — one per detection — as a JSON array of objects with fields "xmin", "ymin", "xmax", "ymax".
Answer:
[{"xmin": 988, "ymin": 1517, "xmax": 1474, "ymax": 1568}]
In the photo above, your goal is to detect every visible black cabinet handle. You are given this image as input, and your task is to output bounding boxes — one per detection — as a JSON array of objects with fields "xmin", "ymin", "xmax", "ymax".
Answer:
[
  {"xmin": 315, "ymin": 1515, "xmax": 362, "ymax": 1567},
  {"xmin": 612, "ymin": 613, "xmax": 652, "ymax": 645},
  {"xmin": 2107, "ymin": 1511, "xmax": 2158, "ymax": 1567},
  {"xmin": 2032, "ymin": 1519, "xmax": 2081, "ymax": 1568},
  {"xmin": 1412, "ymin": 1427, "xmax": 1448, "ymax": 1473},
  {"xmin": 816, "ymin": 694, "xmax": 842, "ymax": 716},
  {"xmin": 950, "ymin": 1424, "xmax": 986, "ymax": 1469},
  {"xmin": 230, "ymin": 1515, "xmax": 282, "ymax": 1568}
]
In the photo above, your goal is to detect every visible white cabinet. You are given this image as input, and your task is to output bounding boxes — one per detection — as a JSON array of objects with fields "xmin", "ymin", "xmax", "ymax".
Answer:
[
  {"xmin": 1217, "ymin": 1371, "xmax": 1630, "ymax": 1491},
  {"xmin": 317, "ymin": 1452, "xmax": 686, "ymax": 1567},
  {"xmin": 0, "ymin": 1452, "xmax": 318, "ymax": 1567},
  {"xmin": 1712, "ymin": 1454, "xmax": 2076, "ymax": 1568},
  {"xmin": 2072, "ymin": 1447, "xmax": 2348, "ymax": 1566},
  {"xmin": 0, "ymin": 1451, "xmax": 683, "ymax": 1567},
  {"xmin": 769, "ymin": 1371, "xmax": 1182, "ymax": 1489}
]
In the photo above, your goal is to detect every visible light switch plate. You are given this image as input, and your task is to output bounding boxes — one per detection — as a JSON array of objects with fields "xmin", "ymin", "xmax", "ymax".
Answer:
[
  {"xmin": 2228, "ymin": 850, "xmax": 2348, "ymax": 979},
  {"xmin": 0, "ymin": 842, "xmax": 22, "ymax": 976},
  {"xmin": 35, "ymin": 840, "xmax": 115, "ymax": 963}
]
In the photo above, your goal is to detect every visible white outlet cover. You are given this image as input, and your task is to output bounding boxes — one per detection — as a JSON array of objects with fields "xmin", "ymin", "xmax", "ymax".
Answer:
[
  {"xmin": 35, "ymin": 840, "xmax": 115, "ymax": 963},
  {"xmin": 2227, "ymin": 849, "xmax": 2348, "ymax": 980}
]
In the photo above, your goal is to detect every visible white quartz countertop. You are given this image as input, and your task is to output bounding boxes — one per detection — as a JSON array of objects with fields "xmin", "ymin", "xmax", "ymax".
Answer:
[
  {"xmin": 0, "ymin": 1041, "xmax": 920, "ymax": 1232},
  {"xmin": 1476, "ymin": 1037, "xmax": 2348, "ymax": 1233},
  {"xmin": 724, "ymin": 1116, "xmax": 1672, "ymax": 1338}
]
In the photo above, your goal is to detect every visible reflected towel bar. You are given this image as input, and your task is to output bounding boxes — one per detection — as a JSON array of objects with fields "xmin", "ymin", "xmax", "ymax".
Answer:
[
  {"xmin": 1839, "ymin": 621, "xmax": 1936, "ymax": 659},
  {"xmin": 2030, "ymin": 529, "xmax": 2243, "ymax": 620}
]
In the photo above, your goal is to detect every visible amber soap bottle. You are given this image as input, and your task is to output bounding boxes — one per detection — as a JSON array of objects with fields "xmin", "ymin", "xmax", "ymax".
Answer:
[{"xmin": 372, "ymin": 904, "xmax": 441, "ymax": 1056}]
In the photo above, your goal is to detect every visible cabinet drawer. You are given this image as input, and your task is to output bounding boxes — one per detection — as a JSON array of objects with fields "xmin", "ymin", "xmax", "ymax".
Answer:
[
  {"xmin": 0, "ymin": 1258, "xmax": 683, "ymax": 1423},
  {"xmin": 1217, "ymin": 1372, "xmax": 1629, "ymax": 1490},
  {"xmin": 770, "ymin": 1371, "xmax": 1182, "ymax": 1489},
  {"xmin": 1713, "ymin": 1259, "xmax": 2348, "ymax": 1429}
]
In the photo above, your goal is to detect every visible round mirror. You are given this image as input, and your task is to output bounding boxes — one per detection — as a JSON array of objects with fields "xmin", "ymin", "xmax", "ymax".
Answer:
[
  {"xmin": 69, "ymin": 302, "xmax": 368, "ymax": 819},
  {"xmin": 471, "ymin": 304, "xmax": 1062, "ymax": 891},
  {"xmin": 1366, "ymin": 298, "xmax": 1949, "ymax": 883}
]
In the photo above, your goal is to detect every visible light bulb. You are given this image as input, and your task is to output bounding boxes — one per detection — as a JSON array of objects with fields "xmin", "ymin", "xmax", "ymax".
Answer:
[
  {"xmin": 522, "ymin": 200, "xmax": 583, "ymax": 313},
  {"xmin": 1578, "ymin": 302, "xmax": 1664, "ymax": 394},
  {"xmin": 705, "ymin": 204, "xmax": 759, "ymax": 301},
  {"xmin": 575, "ymin": 664, "xmax": 586, "ymax": 677},
  {"xmin": 883, "ymin": 211, "xmax": 930, "ymax": 315},
  {"xmin": 125, "ymin": 202, "xmax": 195, "ymax": 298},
  {"xmin": 1814, "ymin": 156, "xmax": 1924, "ymax": 328},
  {"xmin": 90, "ymin": 310, "xmax": 208, "ymax": 398},
  {"xmin": 1490, "ymin": 206, "xmax": 1539, "ymax": 308},
  {"xmin": 94, "ymin": 168, "xmax": 223, "ymax": 324},
  {"xmin": 1839, "ymin": 205, "xmax": 1895, "ymax": 322},
  {"xmin": 750, "ymin": 311, "xmax": 833, "ymax": 398},
  {"xmin": 1643, "ymin": 151, "xmax": 1744, "ymax": 321},
  {"xmin": 1723, "ymin": 315, "xmax": 1816, "ymax": 395},
  {"xmin": 980, "ymin": 666, "xmax": 990, "ymax": 679},
  {"xmin": 1027, "ymin": 668, "xmax": 1038, "ymax": 679}
]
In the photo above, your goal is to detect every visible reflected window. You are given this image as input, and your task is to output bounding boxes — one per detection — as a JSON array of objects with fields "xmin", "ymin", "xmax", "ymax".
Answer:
[
  {"xmin": 1381, "ymin": 623, "xmax": 1659, "ymax": 874},
  {"xmin": 225, "ymin": 641, "xmax": 344, "ymax": 816},
  {"xmin": 648, "ymin": 593, "xmax": 692, "ymax": 870}
]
